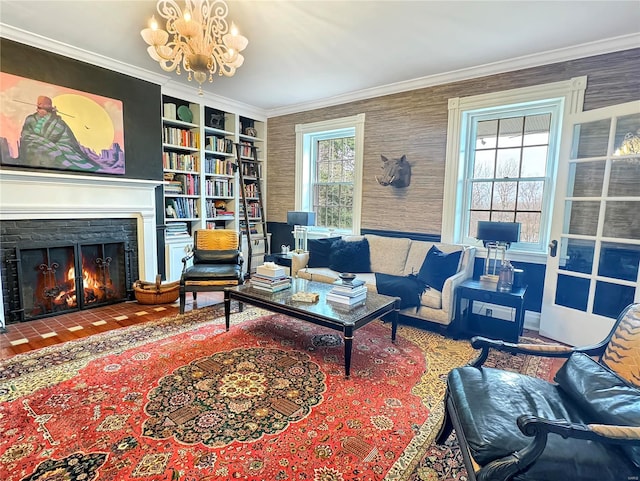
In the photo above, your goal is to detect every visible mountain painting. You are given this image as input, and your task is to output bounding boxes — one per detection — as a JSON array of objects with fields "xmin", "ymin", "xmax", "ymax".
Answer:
[{"xmin": 0, "ymin": 72, "xmax": 125, "ymax": 174}]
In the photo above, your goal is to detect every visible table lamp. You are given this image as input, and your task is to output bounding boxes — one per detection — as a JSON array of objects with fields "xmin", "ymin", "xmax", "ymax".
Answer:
[
  {"xmin": 476, "ymin": 221, "xmax": 520, "ymax": 283},
  {"xmin": 287, "ymin": 211, "xmax": 316, "ymax": 253}
]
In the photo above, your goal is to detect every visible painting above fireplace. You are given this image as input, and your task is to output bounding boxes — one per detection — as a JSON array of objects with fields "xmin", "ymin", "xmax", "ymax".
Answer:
[{"xmin": 0, "ymin": 72, "xmax": 125, "ymax": 175}]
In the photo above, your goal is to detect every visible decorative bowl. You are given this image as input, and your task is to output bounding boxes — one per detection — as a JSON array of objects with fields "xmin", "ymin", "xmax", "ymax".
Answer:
[{"xmin": 339, "ymin": 272, "xmax": 356, "ymax": 284}]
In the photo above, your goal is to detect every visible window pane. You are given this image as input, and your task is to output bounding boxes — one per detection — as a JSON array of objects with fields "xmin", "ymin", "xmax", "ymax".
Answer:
[
  {"xmin": 613, "ymin": 113, "xmax": 640, "ymax": 155},
  {"xmin": 555, "ymin": 274, "xmax": 589, "ymax": 312},
  {"xmin": 604, "ymin": 201, "xmax": 640, "ymax": 239},
  {"xmin": 498, "ymin": 117, "xmax": 523, "ymax": 148},
  {"xmin": 316, "ymin": 185, "xmax": 327, "ymax": 206},
  {"xmin": 593, "ymin": 281, "xmax": 635, "ymax": 319},
  {"xmin": 476, "ymin": 120, "xmax": 498, "ymax": 149},
  {"xmin": 517, "ymin": 181, "xmax": 544, "ymax": 211},
  {"xmin": 609, "ymin": 158, "xmax": 640, "ymax": 197},
  {"xmin": 473, "ymin": 150, "xmax": 495, "ymax": 178},
  {"xmin": 572, "ymin": 119, "xmax": 610, "ymax": 159},
  {"xmin": 342, "ymin": 160, "xmax": 355, "ymax": 182},
  {"xmin": 564, "ymin": 200, "xmax": 600, "ymax": 236},
  {"xmin": 559, "ymin": 238, "xmax": 594, "ymax": 274},
  {"xmin": 340, "ymin": 184, "xmax": 354, "ymax": 207},
  {"xmin": 468, "ymin": 211, "xmax": 490, "ymax": 238},
  {"xmin": 496, "ymin": 148, "xmax": 521, "ymax": 178},
  {"xmin": 515, "ymin": 212, "xmax": 541, "ymax": 243},
  {"xmin": 521, "ymin": 146, "xmax": 547, "ymax": 176},
  {"xmin": 492, "ymin": 181, "xmax": 517, "ymax": 210},
  {"xmin": 567, "ymin": 161, "xmax": 605, "ymax": 197},
  {"xmin": 523, "ymin": 114, "xmax": 551, "ymax": 146},
  {"xmin": 491, "ymin": 211, "xmax": 515, "ymax": 222},
  {"xmin": 598, "ymin": 242, "xmax": 640, "ymax": 281},
  {"xmin": 471, "ymin": 182, "xmax": 492, "ymax": 209}
]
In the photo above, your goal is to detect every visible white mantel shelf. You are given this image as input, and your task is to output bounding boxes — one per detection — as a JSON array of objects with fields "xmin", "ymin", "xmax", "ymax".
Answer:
[{"xmin": 0, "ymin": 169, "xmax": 164, "ymax": 328}]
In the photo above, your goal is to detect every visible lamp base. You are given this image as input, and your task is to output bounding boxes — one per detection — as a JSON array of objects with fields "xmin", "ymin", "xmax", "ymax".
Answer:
[{"xmin": 480, "ymin": 274, "xmax": 499, "ymax": 283}]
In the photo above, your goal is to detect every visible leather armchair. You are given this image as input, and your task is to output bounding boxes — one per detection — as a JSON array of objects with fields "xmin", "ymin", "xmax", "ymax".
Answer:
[
  {"xmin": 179, "ymin": 229, "xmax": 244, "ymax": 314},
  {"xmin": 437, "ymin": 303, "xmax": 640, "ymax": 481}
]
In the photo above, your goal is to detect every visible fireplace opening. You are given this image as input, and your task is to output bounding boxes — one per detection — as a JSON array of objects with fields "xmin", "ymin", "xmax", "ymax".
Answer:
[{"xmin": 16, "ymin": 240, "xmax": 131, "ymax": 322}]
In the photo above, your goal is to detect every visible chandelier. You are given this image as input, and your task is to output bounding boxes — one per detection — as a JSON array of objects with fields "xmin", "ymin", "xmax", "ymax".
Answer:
[{"xmin": 141, "ymin": 0, "xmax": 248, "ymax": 94}]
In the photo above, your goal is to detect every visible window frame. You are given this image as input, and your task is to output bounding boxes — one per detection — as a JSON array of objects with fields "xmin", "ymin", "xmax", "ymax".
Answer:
[
  {"xmin": 295, "ymin": 114, "xmax": 365, "ymax": 235},
  {"xmin": 441, "ymin": 77, "xmax": 587, "ymax": 263}
]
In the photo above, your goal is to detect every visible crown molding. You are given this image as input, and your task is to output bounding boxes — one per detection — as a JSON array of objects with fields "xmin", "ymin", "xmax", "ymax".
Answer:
[
  {"xmin": 2, "ymin": 23, "xmax": 638, "ymax": 120},
  {"xmin": 0, "ymin": 23, "xmax": 268, "ymax": 119},
  {"xmin": 266, "ymin": 33, "xmax": 640, "ymax": 118},
  {"xmin": 0, "ymin": 23, "xmax": 166, "ymax": 85}
]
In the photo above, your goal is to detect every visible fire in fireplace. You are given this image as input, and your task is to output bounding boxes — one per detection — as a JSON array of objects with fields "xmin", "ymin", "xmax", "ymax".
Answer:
[{"xmin": 16, "ymin": 241, "xmax": 130, "ymax": 322}]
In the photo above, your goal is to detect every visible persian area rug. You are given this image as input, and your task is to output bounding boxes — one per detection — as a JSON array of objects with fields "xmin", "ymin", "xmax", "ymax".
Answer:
[{"xmin": 0, "ymin": 305, "xmax": 477, "ymax": 481}]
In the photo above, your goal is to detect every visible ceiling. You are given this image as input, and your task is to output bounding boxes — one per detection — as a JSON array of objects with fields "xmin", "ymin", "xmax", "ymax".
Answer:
[{"xmin": 1, "ymin": 1, "xmax": 639, "ymax": 116}]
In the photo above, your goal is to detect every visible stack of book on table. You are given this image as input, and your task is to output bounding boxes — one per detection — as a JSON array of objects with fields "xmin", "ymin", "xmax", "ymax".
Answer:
[
  {"xmin": 326, "ymin": 279, "xmax": 367, "ymax": 306},
  {"xmin": 250, "ymin": 263, "xmax": 291, "ymax": 293}
]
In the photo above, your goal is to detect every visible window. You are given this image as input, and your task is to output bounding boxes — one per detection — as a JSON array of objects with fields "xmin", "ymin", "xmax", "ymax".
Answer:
[
  {"xmin": 442, "ymin": 77, "xmax": 587, "ymax": 259},
  {"xmin": 295, "ymin": 114, "xmax": 365, "ymax": 234},
  {"xmin": 466, "ymin": 108, "xmax": 558, "ymax": 248}
]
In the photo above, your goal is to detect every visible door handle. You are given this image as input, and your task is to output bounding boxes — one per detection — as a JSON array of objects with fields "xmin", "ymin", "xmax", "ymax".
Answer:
[{"xmin": 549, "ymin": 240, "xmax": 558, "ymax": 257}]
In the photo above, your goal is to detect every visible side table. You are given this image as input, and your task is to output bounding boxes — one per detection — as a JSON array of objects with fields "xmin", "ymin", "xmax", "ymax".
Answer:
[{"xmin": 455, "ymin": 279, "xmax": 527, "ymax": 343}]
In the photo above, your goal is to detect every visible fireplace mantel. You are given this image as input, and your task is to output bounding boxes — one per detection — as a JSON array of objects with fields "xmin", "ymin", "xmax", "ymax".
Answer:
[{"xmin": 0, "ymin": 169, "xmax": 163, "ymax": 328}]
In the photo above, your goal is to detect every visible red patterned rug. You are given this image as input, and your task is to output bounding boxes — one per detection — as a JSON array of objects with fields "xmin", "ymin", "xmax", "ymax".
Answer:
[{"xmin": 0, "ymin": 305, "xmax": 479, "ymax": 481}]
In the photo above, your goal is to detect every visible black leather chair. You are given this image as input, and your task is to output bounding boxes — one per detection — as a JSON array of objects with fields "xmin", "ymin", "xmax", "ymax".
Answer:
[
  {"xmin": 179, "ymin": 229, "xmax": 244, "ymax": 314},
  {"xmin": 437, "ymin": 303, "xmax": 640, "ymax": 481}
]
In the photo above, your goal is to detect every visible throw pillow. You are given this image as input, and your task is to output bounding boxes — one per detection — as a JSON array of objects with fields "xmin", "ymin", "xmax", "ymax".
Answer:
[
  {"xmin": 329, "ymin": 238, "xmax": 371, "ymax": 273},
  {"xmin": 307, "ymin": 237, "xmax": 341, "ymax": 268},
  {"xmin": 417, "ymin": 245, "xmax": 462, "ymax": 291}
]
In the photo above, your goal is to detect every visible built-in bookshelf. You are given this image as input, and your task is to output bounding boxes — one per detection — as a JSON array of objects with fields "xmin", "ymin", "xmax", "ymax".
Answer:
[{"xmin": 159, "ymin": 94, "xmax": 266, "ymax": 279}]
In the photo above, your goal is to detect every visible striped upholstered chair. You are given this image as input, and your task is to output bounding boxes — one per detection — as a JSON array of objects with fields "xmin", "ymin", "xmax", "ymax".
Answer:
[
  {"xmin": 179, "ymin": 229, "xmax": 244, "ymax": 314},
  {"xmin": 437, "ymin": 303, "xmax": 640, "ymax": 481}
]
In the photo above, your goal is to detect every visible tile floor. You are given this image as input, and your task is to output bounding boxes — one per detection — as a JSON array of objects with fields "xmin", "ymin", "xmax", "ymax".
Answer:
[{"xmin": 1, "ymin": 292, "xmax": 224, "ymax": 360}]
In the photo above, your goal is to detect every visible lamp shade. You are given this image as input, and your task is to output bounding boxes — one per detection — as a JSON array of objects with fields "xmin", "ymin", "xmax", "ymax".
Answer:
[
  {"xmin": 287, "ymin": 211, "xmax": 316, "ymax": 226},
  {"xmin": 477, "ymin": 221, "xmax": 521, "ymax": 246}
]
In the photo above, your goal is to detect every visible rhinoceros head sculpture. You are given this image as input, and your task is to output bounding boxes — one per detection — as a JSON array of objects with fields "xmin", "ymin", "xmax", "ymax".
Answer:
[{"xmin": 376, "ymin": 154, "xmax": 411, "ymax": 188}]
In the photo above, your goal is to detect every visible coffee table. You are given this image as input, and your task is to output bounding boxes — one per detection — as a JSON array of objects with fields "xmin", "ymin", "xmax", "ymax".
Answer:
[{"xmin": 224, "ymin": 278, "xmax": 400, "ymax": 378}]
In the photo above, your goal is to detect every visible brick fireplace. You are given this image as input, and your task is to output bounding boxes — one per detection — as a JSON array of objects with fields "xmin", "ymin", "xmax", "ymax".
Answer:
[{"xmin": 0, "ymin": 169, "xmax": 162, "ymax": 328}]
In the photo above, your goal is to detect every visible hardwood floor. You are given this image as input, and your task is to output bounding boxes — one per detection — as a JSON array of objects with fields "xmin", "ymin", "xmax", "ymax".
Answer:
[{"xmin": 1, "ymin": 292, "xmax": 224, "ymax": 360}]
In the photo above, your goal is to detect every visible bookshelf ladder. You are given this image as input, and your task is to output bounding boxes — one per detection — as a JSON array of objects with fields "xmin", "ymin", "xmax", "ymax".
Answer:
[{"xmin": 235, "ymin": 143, "xmax": 269, "ymax": 276}]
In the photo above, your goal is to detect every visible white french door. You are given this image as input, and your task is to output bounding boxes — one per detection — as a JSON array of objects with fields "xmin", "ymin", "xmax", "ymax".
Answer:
[{"xmin": 540, "ymin": 100, "xmax": 640, "ymax": 346}]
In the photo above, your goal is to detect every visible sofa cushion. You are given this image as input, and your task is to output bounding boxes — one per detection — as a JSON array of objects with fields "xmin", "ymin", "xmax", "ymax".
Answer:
[
  {"xmin": 417, "ymin": 245, "xmax": 462, "ymax": 291},
  {"xmin": 420, "ymin": 287, "xmax": 442, "ymax": 309},
  {"xmin": 307, "ymin": 237, "xmax": 340, "ymax": 268},
  {"xmin": 365, "ymin": 234, "xmax": 412, "ymax": 276},
  {"xmin": 329, "ymin": 238, "xmax": 371, "ymax": 273},
  {"xmin": 555, "ymin": 352, "xmax": 640, "ymax": 467},
  {"xmin": 448, "ymin": 366, "xmax": 637, "ymax": 481}
]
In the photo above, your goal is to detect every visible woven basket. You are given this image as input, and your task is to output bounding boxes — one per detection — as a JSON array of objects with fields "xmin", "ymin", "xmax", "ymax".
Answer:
[{"xmin": 133, "ymin": 274, "xmax": 180, "ymax": 304}]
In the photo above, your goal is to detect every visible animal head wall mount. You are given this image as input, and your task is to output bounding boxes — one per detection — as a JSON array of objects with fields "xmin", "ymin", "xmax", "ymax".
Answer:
[{"xmin": 376, "ymin": 154, "xmax": 411, "ymax": 188}]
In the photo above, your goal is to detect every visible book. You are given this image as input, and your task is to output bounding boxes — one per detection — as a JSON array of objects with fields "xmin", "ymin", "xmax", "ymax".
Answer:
[
  {"xmin": 333, "ymin": 278, "xmax": 365, "ymax": 289},
  {"xmin": 330, "ymin": 285, "xmax": 367, "ymax": 297},
  {"xmin": 251, "ymin": 274, "xmax": 290, "ymax": 284},
  {"xmin": 251, "ymin": 282, "xmax": 291, "ymax": 293},
  {"xmin": 251, "ymin": 279, "xmax": 291, "ymax": 289},
  {"xmin": 326, "ymin": 292, "xmax": 367, "ymax": 305}
]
